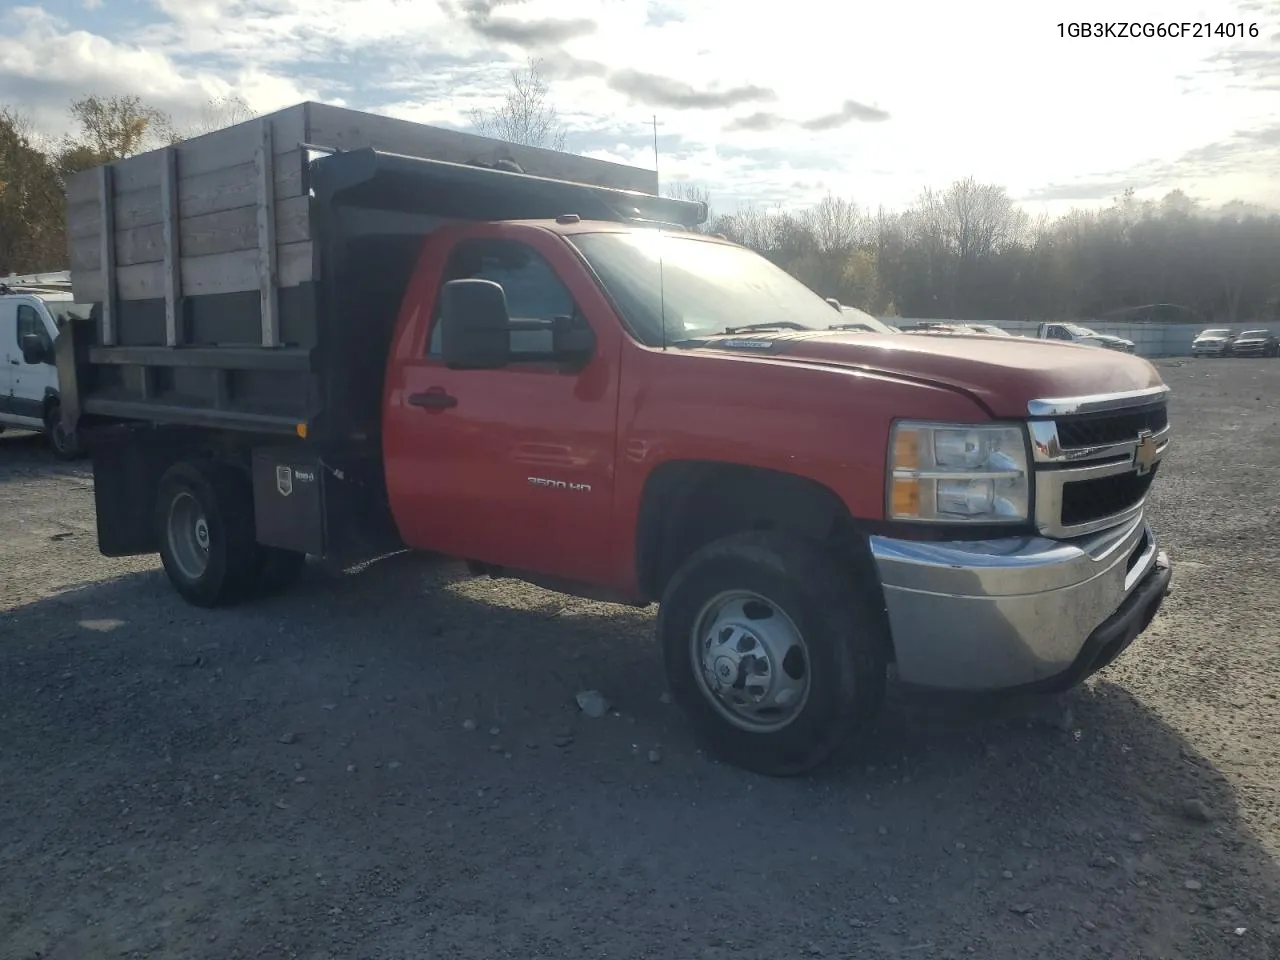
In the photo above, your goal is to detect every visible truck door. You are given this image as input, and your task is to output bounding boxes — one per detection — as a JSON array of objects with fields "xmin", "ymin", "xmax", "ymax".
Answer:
[
  {"xmin": 384, "ymin": 230, "xmax": 621, "ymax": 584},
  {"xmin": 12, "ymin": 301, "xmax": 55, "ymax": 423}
]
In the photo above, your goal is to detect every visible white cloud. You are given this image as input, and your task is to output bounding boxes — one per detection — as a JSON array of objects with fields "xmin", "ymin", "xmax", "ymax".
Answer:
[
  {"xmin": 2, "ymin": 0, "xmax": 1277, "ymax": 213},
  {"xmin": 0, "ymin": 5, "xmax": 320, "ymax": 135}
]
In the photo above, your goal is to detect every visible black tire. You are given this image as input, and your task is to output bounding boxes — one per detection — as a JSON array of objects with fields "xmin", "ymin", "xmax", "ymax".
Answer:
[
  {"xmin": 44, "ymin": 401, "xmax": 81, "ymax": 460},
  {"xmin": 658, "ymin": 531, "xmax": 888, "ymax": 777},
  {"xmin": 155, "ymin": 460, "xmax": 262, "ymax": 607}
]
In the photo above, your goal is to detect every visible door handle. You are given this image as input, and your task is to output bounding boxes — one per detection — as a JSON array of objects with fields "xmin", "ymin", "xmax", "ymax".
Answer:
[
  {"xmin": 407, "ymin": 388, "xmax": 457, "ymax": 411},
  {"xmin": 8, "ymin": 360, "xmax": 18, "ymax": 366}
]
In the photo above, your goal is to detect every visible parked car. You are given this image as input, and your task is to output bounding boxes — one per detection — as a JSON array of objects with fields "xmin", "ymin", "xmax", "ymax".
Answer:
[
  {"xmin": 1190, "ymin": 328, "xmax": 1237, "ymax": 357},
  {"xmin": 1036, "ymin": 322, "xmax": 1136, "ymax": 353},
  {"xmin": 1227, "ymin": 329, "xmax": 1279, "ymax": 358},
  {"xmin": 960, "ymin": 324, "xmax": 1013, "ymax": 337},
  {"xmin": 907, "ymin": 323, "xmax": 1013, "ymax": 339},
  {"xmin": 57, "ymin": 102, "xmax": 1174, "ymax": 777},
  {"xmin": 834, "ymin": 305, "xmax": 900, "ymax": 335},
  {"xmin": 901, "ymin": 321, "xmax": 964, "ymax": 335},
  {"xmin": 0, "ymin": 273, "xmax": 87, "ymax": 458}
]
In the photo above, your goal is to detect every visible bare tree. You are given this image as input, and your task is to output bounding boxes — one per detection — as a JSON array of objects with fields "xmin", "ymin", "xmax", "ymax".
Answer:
[
  {"xmin": 921, "ymin": 177, "xmax": 1029, "ymax": 261},
  {"xmin": 663, "ymin": 180, "xmax": 714, "ymax": 231},
  {"xmin": 172, "ymin": 95, "xmax": 258, "ymax": 140},
  {"xmin": 663, "ymin": 180, "xmax": 710, "ymax": 205},
  {"xmin": 468, "ymin": 58, "xmax": 568, "ymax": 151},
  {"xmin": 711, "ymin": 206, "xmax": 773, "ymax": 251},
  {"xmin": 805, "ymin": 195, "xmax": 863, "ymax": 253},
  {"xmin": 13, "ymin": 87, "xmax": 1280, "ymax": 324}
]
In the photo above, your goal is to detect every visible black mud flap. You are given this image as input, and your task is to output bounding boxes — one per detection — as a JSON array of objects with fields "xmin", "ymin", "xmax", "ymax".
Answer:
[{"xmin": 90, "ymin": 425, "xmax": 175, "ymax": 557}]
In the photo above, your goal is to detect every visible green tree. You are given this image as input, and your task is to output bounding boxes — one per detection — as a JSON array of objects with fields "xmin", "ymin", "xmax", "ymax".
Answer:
[
  {"xmin": 64, "ymin": 94, "xmax": 173, "ymax": 161},
  {"xmin": 0, "ymin": 108, "xmax": 65, "ymax": 273}
]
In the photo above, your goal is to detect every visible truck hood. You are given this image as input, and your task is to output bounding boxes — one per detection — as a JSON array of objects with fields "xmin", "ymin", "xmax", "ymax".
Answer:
[{"xmin": 699, "ymin": 331, "xmax": 1163, "ymax": 418}]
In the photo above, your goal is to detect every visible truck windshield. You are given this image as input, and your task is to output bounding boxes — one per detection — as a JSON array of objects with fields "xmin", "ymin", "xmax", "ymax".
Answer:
[{"xmin": 569, "ymin": 231, "xmax": 846, "ymax": 346}]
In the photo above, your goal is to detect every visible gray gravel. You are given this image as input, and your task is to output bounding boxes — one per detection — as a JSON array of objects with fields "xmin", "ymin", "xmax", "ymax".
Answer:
[{"xmin": 2, "ymin": 358, "xmax": 1279, "ymax": 959}]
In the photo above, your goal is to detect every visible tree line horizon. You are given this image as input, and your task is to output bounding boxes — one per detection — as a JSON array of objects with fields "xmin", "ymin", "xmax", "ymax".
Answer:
[{"xmin": 2, "ymin": 73, "xmax": 1276, "ymax": 325}]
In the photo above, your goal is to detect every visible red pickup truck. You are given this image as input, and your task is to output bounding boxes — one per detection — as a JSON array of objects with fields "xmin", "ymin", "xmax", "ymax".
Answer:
[{"xmin": 57, "ymin": 106, "xmax": 1173, "ymax": 776}]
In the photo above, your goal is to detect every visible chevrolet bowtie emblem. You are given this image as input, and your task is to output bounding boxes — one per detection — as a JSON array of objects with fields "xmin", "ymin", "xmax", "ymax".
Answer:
[{"xmin": 1133, "ymin": 432, "xmax": 1158, "ymax": 476}]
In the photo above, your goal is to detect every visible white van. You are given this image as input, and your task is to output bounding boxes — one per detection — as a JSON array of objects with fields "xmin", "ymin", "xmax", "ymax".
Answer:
[{"xmin": 0, "ymin": 273, "xmax": 90, "ymax": 458}]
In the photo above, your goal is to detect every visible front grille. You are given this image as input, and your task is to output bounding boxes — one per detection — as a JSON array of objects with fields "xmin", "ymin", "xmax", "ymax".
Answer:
[
  {"xmin": 1054, "ymin": 403, "xmax": 1168, "ymax": 448},
  {"xmin": 1060, "ymin": 464, "xmax": 1158, "ymax": 527}
]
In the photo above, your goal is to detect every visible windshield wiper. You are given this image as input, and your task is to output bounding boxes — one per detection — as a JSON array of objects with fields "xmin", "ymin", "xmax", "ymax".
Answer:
[{"xmin": 722, "ymin": 321, "xmax": 809, "ymax": 334}]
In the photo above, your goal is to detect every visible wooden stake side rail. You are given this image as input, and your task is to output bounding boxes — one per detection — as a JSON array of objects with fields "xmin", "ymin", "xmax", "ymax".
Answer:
[
  {"xmin": 65, "ymin": 100, "xmax": 659, "ymax": 353},
  {"xmin": 60, "ymin": 106, "xmax": 671, "ymax": 441}
]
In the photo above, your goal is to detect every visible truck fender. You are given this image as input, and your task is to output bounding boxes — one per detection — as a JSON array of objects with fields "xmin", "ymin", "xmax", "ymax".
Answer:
[{"xmin": 635, "ymin": 460, "xmax": 870, "ymax": 601}]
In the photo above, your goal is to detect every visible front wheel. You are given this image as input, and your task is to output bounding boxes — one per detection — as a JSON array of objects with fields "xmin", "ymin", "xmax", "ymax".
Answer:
[{"xmin": 658, "ymin": 532, "xmax": 888, "ymax": 777}]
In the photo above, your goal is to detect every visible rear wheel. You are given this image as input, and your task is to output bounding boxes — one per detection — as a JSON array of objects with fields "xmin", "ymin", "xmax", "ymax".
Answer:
[
  {"xmin": 658, "ymin": 531, "xmax": 888, "ymax": 777},
  {"xmin": 156, "ymin": 461, "xmax": 263, "ymax": 607},
  {"xmin": 45, "ymin": 401, "xmax": 81, "ymax": 460}
]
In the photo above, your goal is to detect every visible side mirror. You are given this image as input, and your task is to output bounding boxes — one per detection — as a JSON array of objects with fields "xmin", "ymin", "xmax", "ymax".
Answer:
[
  {"xmin": 551, "ymin": 315, "xmax": 596, "ymax": 369},
  {"xmin": 439, "ymin": 279, "xmax": 511, "ymax": 370},
  {"xmin": 21, "ymin": 333, "xmax": 52, "ymax": 366}
]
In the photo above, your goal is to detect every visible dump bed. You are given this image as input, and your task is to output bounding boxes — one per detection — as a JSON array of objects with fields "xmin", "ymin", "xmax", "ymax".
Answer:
[{"xmin": 62, "ymin": 101, "xmax": 702, "ymax": 445}]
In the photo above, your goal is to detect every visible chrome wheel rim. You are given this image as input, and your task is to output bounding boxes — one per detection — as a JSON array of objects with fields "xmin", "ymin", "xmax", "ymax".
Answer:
[
  {"xmin": 689, "ymin": 590, "xmax": 811, "ymax": 732},
  {"xmin": 167, "ymin": 492, "xmax": 211, "ymax": 580}
]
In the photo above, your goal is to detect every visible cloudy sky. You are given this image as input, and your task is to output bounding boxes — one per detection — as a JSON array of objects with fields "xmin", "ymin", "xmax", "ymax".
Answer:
[{"xmin": 1, "ymin": 0, "xmax": 1278, "ymax": 216}]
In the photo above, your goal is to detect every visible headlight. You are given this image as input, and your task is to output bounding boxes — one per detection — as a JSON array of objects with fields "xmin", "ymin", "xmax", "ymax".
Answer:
[{"xmin": 888, "ymin": 421, "xmax": 1030, "ymax": 523}]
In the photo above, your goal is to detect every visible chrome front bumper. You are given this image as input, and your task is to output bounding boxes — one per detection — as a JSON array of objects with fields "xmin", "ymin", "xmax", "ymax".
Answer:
[{"xmin": 869, "ymin": 514, "xmax": 1170, "ymax": 691}]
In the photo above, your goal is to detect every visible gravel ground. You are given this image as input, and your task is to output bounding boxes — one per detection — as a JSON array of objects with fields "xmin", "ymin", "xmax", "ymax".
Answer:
[{"xmin": 1, "ymin": 359, "xmax": 1278, "ymax": 960}]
